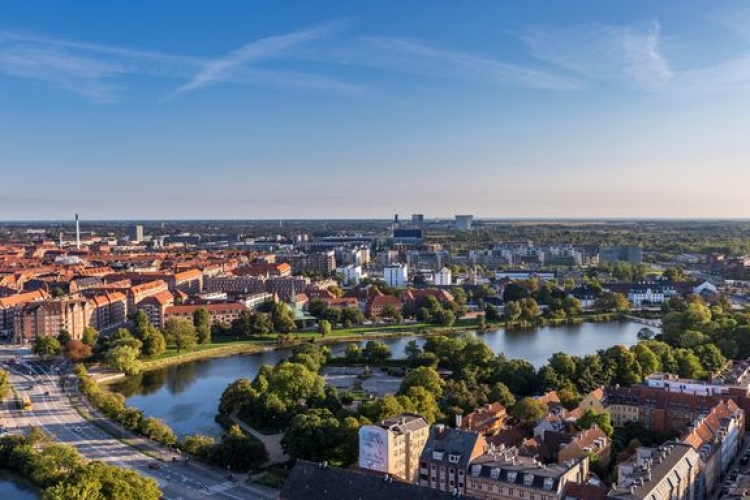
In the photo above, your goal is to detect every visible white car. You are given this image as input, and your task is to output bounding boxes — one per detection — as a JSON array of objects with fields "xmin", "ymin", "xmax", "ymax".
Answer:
[{"xmin": 74, "ymin": 426, "xmax": 82, "ymax": 433}]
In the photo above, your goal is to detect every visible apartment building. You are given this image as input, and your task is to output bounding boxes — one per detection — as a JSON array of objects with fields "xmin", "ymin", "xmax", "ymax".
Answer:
[
  {"xmin": 607, "ymin": 443, "xmax": 700, "ymax": 500},
  {"xmin": 15, "ymin": 297, "xmax": 88, "ymax": 342},
  {"xmin": 358, "ymin": 413, "xmax": 430, "ymax": 483},
  {"xmin": 680, "ymin": 400, "xmax": 744, "ymax": 495},
  {"xmin": 164, "ymin": 302, "xmax": 247, "ymax": 326},
  {"xmin": 136, "ymin": 290, "xmax": 174, "ymax": 328},
  {"xmin": 465, "ymin": 447, "xmax": 588, "ymax": 500},
  {"xmin": 419, "ymin": 426, "xmax": 487, "ymax": 495},
  {"xmin": 86, "ymin": 292, "xmax": 127, "ymax": 332},
  {"xmin": 0, "ymin": 289, "xmax": 48, "ymax": 339},
  {"xmin": 128, "ymin": 280, "xmax": 169, "ymax": 312}
]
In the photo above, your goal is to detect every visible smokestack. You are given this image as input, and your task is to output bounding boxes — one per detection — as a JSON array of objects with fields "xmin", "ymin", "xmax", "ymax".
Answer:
[{"xmin": 75, "ymin": 213, "xmax": 80, "ymax": 249}]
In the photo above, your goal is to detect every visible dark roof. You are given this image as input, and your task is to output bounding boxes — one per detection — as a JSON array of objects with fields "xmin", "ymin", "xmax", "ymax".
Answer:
[
  {"xmin": 281, "ymin": 460, "xmax": 478, "ymax": 500},
  {"xmin": 420, "ymin": 426, "xmax": 483, "ymax": 471},
  {"xmin": 564, "ymin": 482, "xmax": 609, "ymax": 500}
]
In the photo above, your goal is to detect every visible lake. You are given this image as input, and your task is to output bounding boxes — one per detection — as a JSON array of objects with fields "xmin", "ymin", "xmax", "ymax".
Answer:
[
  {"xmin": 111, "ymin": 321, "xmax": 646, "ymax": 437},
  {"xmin": 0, "ymin": 470, "xmax": 40, "ymax": 500}
]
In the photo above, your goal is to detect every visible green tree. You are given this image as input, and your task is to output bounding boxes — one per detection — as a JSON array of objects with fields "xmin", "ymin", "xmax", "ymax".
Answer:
[
  {"xmin": 416, "ymin": 307, "xmax": 432, "ymax": 323},
  {"xmin": 503, "ymin": 301, "xmax": 522, "ymax": 321},
  {"xmin": 249, "ymin": 313, "xmax": 273, "ymax": 335},
  {"xmin": 637, "ymin": 327, "xmax": 654, "ymax": 341},
  {"xmin": 271, "ymin": 302, "xmax": 297, "ymax": 333},
  {"xmin": 362, "ymin": 340, "xmax": 392, "ymax": 365},
  {"xmin": 181, "ymin": 434, "xmax": 216, "ymax": 461},
  {"xmin": 0, "ymin": 369, "xmax": 9, "ymax": 401},
  {"xmin": 399, "ymin": 366, "xmax": 444, "ymax": 398},
  {"xmin": 104, "ymin": 345, "xmax": 142, "ymax": 375},
  {"xmin": 307, "ymin": 299, "xmax": 327, "ymax": 319},
  {"xmin": 485, "ymin": 303, "xmax": 502, "ymax": 322},
  {"xmin": 133, "ymin": 310, "xmax": 152, "ymax": 340},
  {"xmin": 577, "ymin": 410, "xmax": 614, "ymax": 437},
  {"xmin": 163, "ymin": 317, "xmax": 197, "ymax": 352},
  {"xmin": 401, "ymin": 386, "xmax": 440, "ymax": 424},
  {"xmin": 56, "ymin": 329, "xmax": 72, "ymax": 346},
  {"xmin": 404, "ymin": 340, "xmax": 422, "ymax": 363},
  {"xmin": 673, "ymin": 348, "xmax": 707, "ymax": 379},
  {"xmin": 512, "ymin": 397, "xmax": 548, "ymax": 427},
  {"xmin": 140, "ymin": 328, "xmax": 166, "ymax": 358},
  {"xmin": 340, "ymin": 307, "xmax": 365, "ymax": 326},
  {"xmin": 631, "ymin": 343, "xmax": 661, "ymax": 376},
  {"xmin": 695, "ymin": 344, "xmax": 727, "ymax": 373},
  {"xmin": 139, "ymin": 417, "xmax": 177, "ymax": 446},
  {"xmin": 215, "ymin": 425, "xmax": 268, "ymax": 472},
  {"xmin": 81, "ymin": 326, "xmax": 98, "ymax": 347},
  {"xmin": 33, "ymin": 336, "xmax": 61, "ymax": 359},
  {"xmin": 663, "ymin": 267, "xmax": 687, "ymax": 282},
  {"xmin": 193, "ymin": 307, "xmax": 212, "ymax": 344},
  {"xmin": 344, "ymin": 343, "xmax": 362, "ymax": 362},
  {"xmin": 317, "ymin": 319, "xmax": 332, "ymax": 337},
  {"xmin": 519, "ymin": 298, "xmax": 541, "ymax": 320},
  {"xmin": 29, "ymin": 443, "xmax": 81, "ymax": 487},
  {"xmin": 43, "ymin": 460, "xmax": 162, "ymax": 500},
  {"xmin": 488, "ymin": 382, "xmax": 516, "ymax": 408},
  {"xmin": 503, "ymin": 283, "xmax": 530, "ymax": 303},
  {"xmin": 434, "ymin": 308, "xmax": 456, "ymax": 327}
]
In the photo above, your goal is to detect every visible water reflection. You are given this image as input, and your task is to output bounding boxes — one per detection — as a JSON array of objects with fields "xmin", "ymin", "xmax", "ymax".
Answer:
[
  {"xmin": 0, "ymin": 470, "xmax": 40, "ymax": 500},
  {"xmin": 111, "ymin": 321, "xmax": 645, "ymax": 437}
]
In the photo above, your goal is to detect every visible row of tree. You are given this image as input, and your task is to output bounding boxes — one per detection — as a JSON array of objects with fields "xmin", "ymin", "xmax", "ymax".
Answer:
[{"xmin": 0, "ymin": 429, "xmax": 162, "ymax": 500}]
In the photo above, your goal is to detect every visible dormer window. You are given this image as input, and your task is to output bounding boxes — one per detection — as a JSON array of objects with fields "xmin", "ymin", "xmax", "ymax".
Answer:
[
  {"xmin": 507, "ymin": 472, "xmax": 517, "ymax": 482},
  {"xmin": 432, "ymin": 451, "xmax": 444, "ymax": 461},
  {"xmin": 471, "ymin": 465, "xmax": 482, "ymax": 477},
  {"xmin": 544, "ymin": 478, "xmax": 555, "ymax": 490},
  {"xmin": 490, "ymin": 468, "xmax": 500, "ymax": 479},
  {"xmin": 449, "ymin": 454, "xmax": 460, "ymax": 464},
  {"xmin": 524, "ymin": 474, "xmax": 534, "ymax": 486}
]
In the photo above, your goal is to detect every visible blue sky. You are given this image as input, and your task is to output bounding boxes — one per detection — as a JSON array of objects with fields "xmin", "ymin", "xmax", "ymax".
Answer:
[{"xmin": 2, "ymin": 1, "xmax": 750, "ymax": 220}]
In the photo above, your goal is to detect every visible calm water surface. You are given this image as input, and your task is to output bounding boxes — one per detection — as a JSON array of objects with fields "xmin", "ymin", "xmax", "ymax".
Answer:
[
  {"xmin": 111, "ymin": 321, "xmax": 645, "ymax": 437},
  {"xmin": 0, "ymin": 470, "xmax": 40, "ymax": 500}
]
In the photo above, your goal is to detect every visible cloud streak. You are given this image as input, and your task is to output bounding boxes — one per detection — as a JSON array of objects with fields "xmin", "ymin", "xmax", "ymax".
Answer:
[
  {"xmin": 523, "ymin": 20, "xmax": 673, "ymax": 91},
  {"xmin": 302, "ymin": 35, "xmax": 580, "ymax": 90},
  {"xmin": 173, "ymin": 22, "xmax": 341, "ymax": 96}
]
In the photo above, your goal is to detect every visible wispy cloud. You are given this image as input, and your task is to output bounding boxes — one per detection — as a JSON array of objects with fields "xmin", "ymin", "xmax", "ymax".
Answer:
[
  {"xmin": 172, "ymin": 22, "xmax": 341, "ymax": 96},
  {"xmin": 0, "ymin": 24, "xmax": 364, "ymax": 102},
  {"xmin": 523, "ymin": 20, "xmax": 673, "ymax": 91},
  {"xmin": 302, "ymin": 35, "xmax": 580, "ymax": 90}
]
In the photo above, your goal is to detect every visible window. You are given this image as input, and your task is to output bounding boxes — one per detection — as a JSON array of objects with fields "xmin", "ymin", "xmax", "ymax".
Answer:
[
  {"xmin": 433, "ymin": 451, "xmax": 444, "ymax": 461},
  {"xmin": 524, "ymin": 474, "xmax": 534, "ymax": 486},
  {"xmin": 543, "ymin": 477, "xmax": 555, "ymax": 491},
  {"xmin": 507, "ymin": 472, "xmax": 517, "ymax": 482},
  {"xmin": 490, "ymin": 468, "xmax": 501, "ymax": 479},
  {"xmin": 449, "ymin": 454, "xmax": 460, "ymax": 464}
]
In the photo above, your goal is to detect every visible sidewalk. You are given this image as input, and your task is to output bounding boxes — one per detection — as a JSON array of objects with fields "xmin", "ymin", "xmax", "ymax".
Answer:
[{"xmin": 229, "ymin": 411, "xmax": 288, "ymax": 464}]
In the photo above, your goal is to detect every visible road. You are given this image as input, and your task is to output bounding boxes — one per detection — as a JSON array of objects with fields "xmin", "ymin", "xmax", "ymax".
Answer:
[{"xmin": 0, "ymin": 349, "xmax": 278, "ymax": 500}]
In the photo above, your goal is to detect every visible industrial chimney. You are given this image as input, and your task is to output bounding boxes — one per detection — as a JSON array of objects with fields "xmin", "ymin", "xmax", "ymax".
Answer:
[{"xmin": 75, "ymin": 213, "xmax": 81, "ymax": 249}]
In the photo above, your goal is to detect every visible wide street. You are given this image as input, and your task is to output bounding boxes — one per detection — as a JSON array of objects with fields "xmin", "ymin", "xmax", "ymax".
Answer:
[{"xmin": 0, "ymin": 349, "xmax": 278, "ymax": 500}]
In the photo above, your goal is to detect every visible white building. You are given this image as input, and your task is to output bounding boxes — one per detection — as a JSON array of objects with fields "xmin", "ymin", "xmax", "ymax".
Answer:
[
  {"xmin": 337, "ymin": 265, "xmax": 363, "ymax": 285},
  {"xmin": 433, "ymin": 267, "xmax": 452, "ymax": 286},
  {"xmin": 455, "ymin": 215, "xmax": 473, "ymax": 231},
  {"xmin": 384, "ymin": 264, "xmax": 408, "ymax": 288}
]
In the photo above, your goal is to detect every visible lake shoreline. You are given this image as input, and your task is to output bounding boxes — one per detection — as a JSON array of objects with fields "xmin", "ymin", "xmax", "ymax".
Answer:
[{"xmin": 100, "ymin": 312, "xmax": 629, "ymax": 382}]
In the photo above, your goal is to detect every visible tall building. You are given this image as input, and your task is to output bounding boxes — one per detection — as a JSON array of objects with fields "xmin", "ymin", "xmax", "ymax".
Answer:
[
  {"xmin": 412, "ymin": 214, "xmax": 425, "ymax": 227},
  {"xmin": 384, "ymin": 264, "xmax": 409, "ymax": 288},
  {"xmin": 599, "ymin": 245, "xmax": 643, "ymax": 265},
  {"xmin": 129, "ymin": 224, "xmax": 144, "ymax": 242},
  {"xmin": 455, "ymin": 215, "xmax": 474, "ymax": 231},
  {"xmin": 358, "ymin": 413, "xmax": 430, "ymax": 483},
  {"xmin": 419, "ymin": 425, "xmax": 487, "ymax": 495}
]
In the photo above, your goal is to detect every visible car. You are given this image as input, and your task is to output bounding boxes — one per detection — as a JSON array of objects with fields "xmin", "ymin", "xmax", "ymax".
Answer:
[
  {"xmin": 74, "ymin": 427, "xmax": 82, "ymax": 433},
  {"xmin": 148, "ymin": 463, "xmax": 161, "ymax": 470}
]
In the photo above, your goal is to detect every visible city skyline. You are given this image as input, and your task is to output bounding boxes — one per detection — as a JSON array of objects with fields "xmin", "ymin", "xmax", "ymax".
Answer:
[{"xmin": 3, "ymin": 1, "xmax": 750, "ymax": 219}]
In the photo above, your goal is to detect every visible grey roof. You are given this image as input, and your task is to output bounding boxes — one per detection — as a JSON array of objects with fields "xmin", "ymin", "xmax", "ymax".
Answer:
[
  {"xmin": 420, "ymin": 426, "xmax": 483, "ymax": 471},
  {"xmin": 281, "ymin": 460, "xmax": 478, "ymax": 500},
  {"xmin": 468, "ymin": 452, "xmax": 583, "ymax": 494},
  {"xmin": 379, "ymin": 413, "xmax": 429, "ymax": 435}
]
